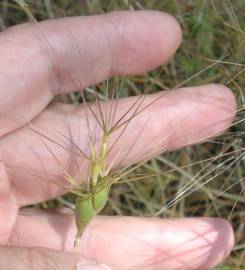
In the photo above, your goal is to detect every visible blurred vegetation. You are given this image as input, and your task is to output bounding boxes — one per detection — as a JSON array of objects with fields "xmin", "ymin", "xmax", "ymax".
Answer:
[{"xmin": 0, "ymin": 0, "xmax": 244, "ymax": 269}]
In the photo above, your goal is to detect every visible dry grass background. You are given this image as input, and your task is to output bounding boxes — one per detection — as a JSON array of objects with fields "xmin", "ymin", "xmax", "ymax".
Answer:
[{"xmin": 0, "ymin": 0, "xmax": 244, "ymax": 269}]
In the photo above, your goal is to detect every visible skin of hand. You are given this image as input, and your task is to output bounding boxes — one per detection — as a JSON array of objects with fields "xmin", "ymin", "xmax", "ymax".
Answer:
[{"xmin": 0, "ymin": 10, "xmax": 236, "ymax": 270}]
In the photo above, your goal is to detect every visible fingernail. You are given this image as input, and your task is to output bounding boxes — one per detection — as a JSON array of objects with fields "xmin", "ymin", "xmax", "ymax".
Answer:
[
  {"xmin": 100, "ymin": 264, "xmax": 111, "ymax": 270},
  {"xmin": 77, "ymin": 266, "xmax": 103, "ymax": 270},
  {"xmin": 77, "ymin": 263, "xmax": 111, "ymax": 270}
]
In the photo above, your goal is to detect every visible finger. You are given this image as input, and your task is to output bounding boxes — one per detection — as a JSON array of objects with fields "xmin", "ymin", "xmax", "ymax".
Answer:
[
  {"xmin": 9, "ymin": 210, "xmax": 234, "ymax": 270},
  {"xmin": 0, "ymin": 11, "xmax": 181, "ymax": 135},
  {"xmin": 0, "ymin": 162, "xmax": 18, "ymax": 244},
  {"xmin": 1, "ymin": 84, "xmax": 236, "ymax": 205},
  {"xmin": 0, "ymin": 246, "xmax": 108, "ymax": 270}
]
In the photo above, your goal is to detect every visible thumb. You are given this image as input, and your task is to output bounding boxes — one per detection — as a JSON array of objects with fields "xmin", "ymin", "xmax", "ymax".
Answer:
[{"xmin": 0, "ymin": 247, "xmax": 109, "ymax": 270}]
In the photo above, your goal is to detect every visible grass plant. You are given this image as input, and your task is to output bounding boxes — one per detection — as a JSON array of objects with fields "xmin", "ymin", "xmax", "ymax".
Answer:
[{"xmin": 0, "ymin": 0, "xmax": 244, "ymax": 268}]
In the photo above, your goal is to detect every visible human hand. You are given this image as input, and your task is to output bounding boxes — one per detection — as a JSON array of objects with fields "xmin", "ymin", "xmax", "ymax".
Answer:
[{"xmin": 0, "ymin": 11, "xmax": 236, "ymax": 269}]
